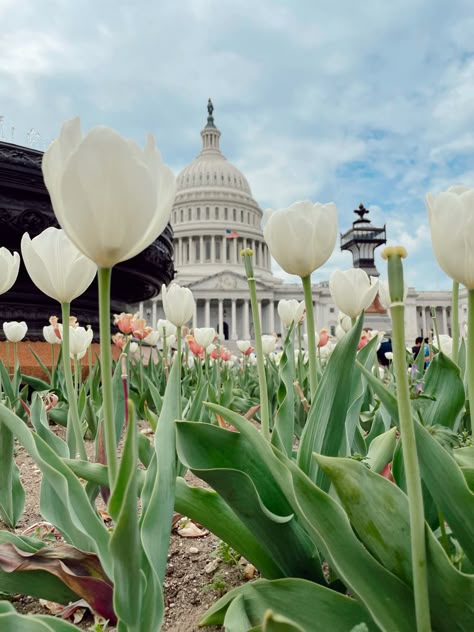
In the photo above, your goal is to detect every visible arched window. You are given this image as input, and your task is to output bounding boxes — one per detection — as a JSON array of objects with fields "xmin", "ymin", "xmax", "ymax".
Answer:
[
  {"xmin": 204, "ymin": 238, "xmax": 211, "ymax": 261},
  {"xmin": 196, "ymin": 208, "xmax": 201, "ymax": 220}
]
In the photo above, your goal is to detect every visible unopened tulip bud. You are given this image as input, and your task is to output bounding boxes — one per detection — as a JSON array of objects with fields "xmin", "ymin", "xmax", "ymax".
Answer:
[{"xmin": 3, "ymin": 321, "xmax": 27, "ymax": 343}]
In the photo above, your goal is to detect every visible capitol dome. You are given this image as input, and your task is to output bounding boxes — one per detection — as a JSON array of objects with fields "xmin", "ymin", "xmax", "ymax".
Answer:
[{"xmin": 170, "ymin": 100, "xmax": 274, "ymax": 284}]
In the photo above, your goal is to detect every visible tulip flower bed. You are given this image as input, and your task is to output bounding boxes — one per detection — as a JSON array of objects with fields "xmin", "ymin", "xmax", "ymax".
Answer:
[{"xmin": 0, "ymin": 118, "xmax": 472, "ymax": 632}]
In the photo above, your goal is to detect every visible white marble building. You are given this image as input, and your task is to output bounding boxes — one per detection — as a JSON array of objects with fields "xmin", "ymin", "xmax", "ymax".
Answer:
[{"xmin": 140, "ymin": 104, "xmax": 465, "ymax": 345}]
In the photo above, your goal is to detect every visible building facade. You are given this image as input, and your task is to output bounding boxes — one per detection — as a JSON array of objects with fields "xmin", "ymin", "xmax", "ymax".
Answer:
[{"xmin": 140, "ymin": 104, "xmax": 465, "ymax": 345}]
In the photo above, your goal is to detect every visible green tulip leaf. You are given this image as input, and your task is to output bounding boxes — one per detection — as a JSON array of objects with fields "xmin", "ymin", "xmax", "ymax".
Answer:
[
  {"xmin": 199, "ymin": 578, "xmax": 378, "ymax": 631},
  {"xmin": 270, "ymin": 450, "xmax": 416, "ymax": 631},
  {"xmin": 0, "ymin": 403, "xmax": 111, "ymax": 575},
  {"xmin": 297, "ymin": 313, "xmax": 364, "ymax": 488},
  {"xmin": 261, "ymin": 610, "xmax": 305, "ymax": 632},
  {"xmin": 175, "ymin": 477, "xmax": 282, "ymax": 578},
  {"xmin": 414, "ymin": 421, "xmax": 474, "ymax": 565},
  {"xmin": 108, "ymin": 402, "xmax": 141, "ymax": 628},
  {"xmin": 139, "ymin": 355, "xmax": 181, "ymax": 631},
  {"xmin": 317, "ymin": 454, "xmax": 474, "ymax": 630},
  {"xmin": 345, "ymin": 336, "xmax": 379, "ymax": 454},
  {"xmin": 272, "ymin": 322, "xmax": 296, "ymax": 456},
  {"xmin": 365, "ymin": 427, "xmax": 397, "ymax": 474},
  {"xmin": 421, "ymin": 352, "xmax": 465, "ymax": 429},
  {"xmin": 175, "ymin": 418, "xmax": 324, "ymax": 582},
  {"xmin": 0, "ymin": 601, "xmax": 79, "ymax": 631},
  {"xmin": 0, "ymin": 421, "xmax": 25, "ymax": 528}
]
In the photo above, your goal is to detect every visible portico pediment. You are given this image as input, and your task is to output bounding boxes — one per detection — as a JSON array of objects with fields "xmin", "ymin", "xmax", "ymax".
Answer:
[{"xmin": 188, "ymin": 271, "xmax": 273, "ymax": 292}]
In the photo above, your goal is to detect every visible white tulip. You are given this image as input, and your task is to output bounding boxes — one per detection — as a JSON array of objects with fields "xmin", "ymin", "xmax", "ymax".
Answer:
[
  {"xmin": 166, "ymin": 334, "xmax": 176, "ymax": 348},
  {"xmin": 0, "ymin": 248, "xmax": 20, "ymax": 295},
  {"xmin": 3, "ymin": 321, "xmax": 27, "ymax": 343},
  {"xmin": 206, "ymin": 343, "xmax": 216, "ymax": 355},
  {"xmin": 277, "ymin": 299, "xmax": 305, "ymax": 326},
  {"xmin": 261, "ymin": 334, "xmax": 277, "ymax": 355},
  {"xmin": 236, "ymin": 340, "xmax": 252, "ymax": 353},
  {"xmin": 162, "ymin": 283, "xmax": 195, "ymax": 327},
  {"xmin": 263, "ymin": 200, "xmax": 337, "ymax": 277},
  {"xmin": 193, "ymin": 327, "xmax": 216, "ymax": 349},
  {"xmin": 329, "ymin": 269, "xmax": 379, "ymax": 319},
  {"xmin": 319, "ymin": 341, "xmax": 335, "ymax": 361},
  {"xmin": 425, "ymin": 185, "xmax": 474, "ymax": 288},
  {"xmin": 21, "ymin": 228, "xmax": 97, "ymax": 304},
  {"xmin": 42, "ymin": 117, "xmax": 176, "ymax": 268},
  {"xmin": 129, "ymin": 342, "xmax": 139, "ymax": 354},
  {"xmin": 335, "ymin": 325, "xmax": 346, "ymax": 340},
  {"xmin": 156, "ymin": 319, "xmax": 177, "ymax": 338},
  {"xmin": 143, "ymin": 330, "xmax": 160, "ymax": 346},
  {"xmin": 338, "ymin": 312, "xmax": 352, "ymax": 333},
  {"xmin": 69, "ymin": 326, "xmax": 93, "ymax": 358},
  {"xmin": 385, "ymin": 351, "xmax": 394, "ymax": 361},
  {"xmin": 43, "ymin": 324, "xmax": 62, "ymax": 344}
]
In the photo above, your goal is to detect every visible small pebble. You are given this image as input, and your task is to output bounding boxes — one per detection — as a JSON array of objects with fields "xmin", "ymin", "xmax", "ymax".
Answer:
[{"xmin": 189, "ymin": 546, "xmax": 199, "ymax": 554}]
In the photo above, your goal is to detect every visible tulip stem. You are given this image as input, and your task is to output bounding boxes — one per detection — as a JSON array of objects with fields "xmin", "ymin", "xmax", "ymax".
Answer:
[
  {"xmin": 61, "ymin": 303, "xmax": 87, "ymax": 461},
  {"xmin": 242, "ymin": 250, "xmax": 270, "ymax": 441},
  {"xmin": 301, "ymin": 274, "xmax": 318, "ymax": 399},
  {"xmin": 177, "ymin": 327, "xmax": 182, "ymax": 420},
  {"xmin": 98, "ymin": 267, "xmax": 117, "ymax": 488},
  {"xmin": 386, "ymin": 252, "xmax": 431, "ymax": 632},
  {"xmin": 468, "ymin": 289, "xmax": 474, "ymax": 433},
  {"xmin": 451, "ymin": 281, "xmax": 460, "ymax": 364},
  {"xmin": 13, "ymin": 342, "xmax": 18, "ymax": 376},
  {"xmin": 51, "ymin": 345, "xmax": 56, "ymax": 386}
]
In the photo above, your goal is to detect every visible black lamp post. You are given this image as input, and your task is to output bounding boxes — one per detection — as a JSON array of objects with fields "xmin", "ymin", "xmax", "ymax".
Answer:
[{"xmin": 340, "ymin": 204, "xmax": 386, "ymax": 277}]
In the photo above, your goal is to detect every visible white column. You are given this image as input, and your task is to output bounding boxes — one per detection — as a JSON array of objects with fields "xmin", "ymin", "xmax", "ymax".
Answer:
[
  {"xmin": 139, "ymin": 302, "xmax": 144, "ymax": 318},
  {"xmin": 243, "ymin": 299, "xmax": 250, "ymax": 339},
  {"xmin": 200, "ymin": 236, "xmax": 204, "ymax": 264},
  {"xmin": 218, "ymin": 299, "xmax": 224, "ymax": 340},
  {"xmin": 269, "ymin": 300, "xmax": 275, "ymax": 333},
  {"xmin": 231, "ymin": 299, "xmax": 237, "ymax": 340},
  {"xmin": 222, "ymin": 236, "xmax": 226, "ymax": 263},
  {"xmin": 151, "ymin": 300, "xmax": 157, "ymax": 328},
  {"xmin": 205, "ymin": 299, "xmax": 210, "ymax": 328},
  {"xmin": 422, "ymin": 307, "xmax": 427, "ymax": 338},
  {"xmin": 442, "ymin": 306, "xmax": 448, "ymax": 334},
  {"xmin": 233, "ymin": 238, "xmax": 238, "ymax": 263},
  {"xmin": 211, "ymin": 236, "xmax": 216, "ymax": 263}
]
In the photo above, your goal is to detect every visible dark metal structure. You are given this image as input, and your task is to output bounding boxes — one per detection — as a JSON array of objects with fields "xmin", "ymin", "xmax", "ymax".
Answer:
[
  {"xmin": 340, "ymin": 204, "xmax": 386, "ymax": 277},
  {"xmin": 0, "ymin": 141, "xmax": 175, "ymax": 338}
]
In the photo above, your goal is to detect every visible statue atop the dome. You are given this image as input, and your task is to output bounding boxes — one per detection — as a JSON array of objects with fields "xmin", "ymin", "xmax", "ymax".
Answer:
[{"xmin": 207, "ymin": 98, "xmax": 214, "ymax": 117}]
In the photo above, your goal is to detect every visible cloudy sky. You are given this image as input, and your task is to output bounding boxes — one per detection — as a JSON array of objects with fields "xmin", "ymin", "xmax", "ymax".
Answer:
[{"xmin": 2, "ymin": 0, "xmax": 473, "ymax": 289}]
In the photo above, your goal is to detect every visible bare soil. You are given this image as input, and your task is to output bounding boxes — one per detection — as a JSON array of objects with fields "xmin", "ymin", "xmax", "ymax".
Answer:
[{"xmin": 2, "ymin": 423, "xmax": 249, "ymax": 631}]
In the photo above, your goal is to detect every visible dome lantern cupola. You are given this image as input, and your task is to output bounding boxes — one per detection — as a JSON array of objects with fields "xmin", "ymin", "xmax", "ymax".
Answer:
[{"xmin": 200, "ymin": 99, "xmax": 222, "ymax": 155}]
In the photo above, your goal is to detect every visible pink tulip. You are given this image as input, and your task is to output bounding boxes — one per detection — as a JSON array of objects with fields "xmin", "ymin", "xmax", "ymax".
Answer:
[
  {"xmin": 318, "ymin": 329, "xmax": 330, "ymax": 348},
  {"xmin": 112, "ymin": 333, "xmax": 129, "ymax": 350},
  {"xmin": 113, "ymin": 312, "xmax": 136, "ymax": 335}
]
